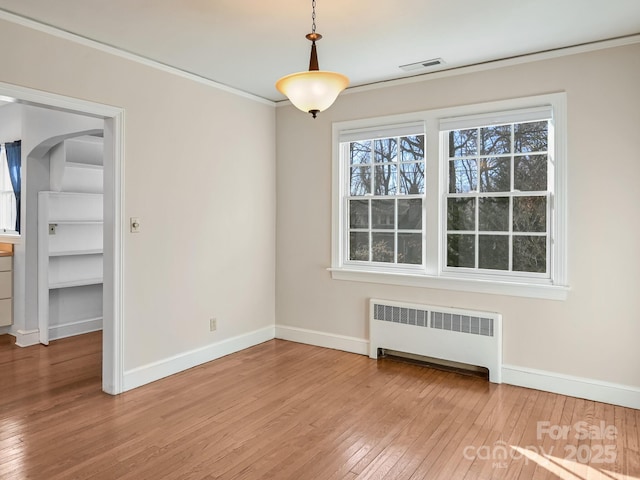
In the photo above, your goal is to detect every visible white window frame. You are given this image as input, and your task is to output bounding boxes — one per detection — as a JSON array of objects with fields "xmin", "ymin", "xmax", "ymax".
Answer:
[
  {"xmin": 340, "ymin": 123, "xmax": 426, "ymax": 273},
  {"xmin": 330, "ymin": 93, "xmax": 568, "ymax": 300},
  {"xmin": 440, "ymin": 106, "xmax": 554, "ymax": 283},
  {"xmin": 0, "ymin": 144, "xmax": 18, "ymax": 237}
]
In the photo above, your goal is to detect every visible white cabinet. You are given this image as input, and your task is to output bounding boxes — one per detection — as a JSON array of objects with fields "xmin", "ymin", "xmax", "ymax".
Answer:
[{"xmin": 0, "ymin": 255, "xmax": 12, "ymax": 327}]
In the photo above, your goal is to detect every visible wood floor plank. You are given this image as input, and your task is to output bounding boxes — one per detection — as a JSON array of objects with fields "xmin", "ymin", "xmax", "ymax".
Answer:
[
  {"xmin": 354, "ymin": 371, "xmax": 474, "ymax": 480},
  {"xmin": 530, "ymin": 394, "xmax": 567, "ymax": 480},
  {"xmin": 1, "ymin": 332, "xmax": 638, "ymax": 480},
  {"xmin": 272, "ymin": 367, "xmax": 441, "ymax": 480}
]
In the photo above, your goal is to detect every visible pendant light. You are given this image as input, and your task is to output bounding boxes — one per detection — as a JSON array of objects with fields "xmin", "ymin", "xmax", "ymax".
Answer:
[{"xmin": 276, "ymin": 0, "xmax": 349, "ymax": 118}]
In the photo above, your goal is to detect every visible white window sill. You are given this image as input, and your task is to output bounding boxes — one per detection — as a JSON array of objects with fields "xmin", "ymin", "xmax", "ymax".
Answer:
[
  {"xmin": 328, "ymin": 268, "xmax": 569, "ymax": 301},
  {"xmin": 0, "ymin": 234, "xmax": 20, "ymax": 244}
]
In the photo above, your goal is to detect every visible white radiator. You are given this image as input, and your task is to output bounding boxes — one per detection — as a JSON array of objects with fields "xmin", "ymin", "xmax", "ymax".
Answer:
[{"xmin": 369, "ymin": 299, "xmax": 502, "ymax": 383}]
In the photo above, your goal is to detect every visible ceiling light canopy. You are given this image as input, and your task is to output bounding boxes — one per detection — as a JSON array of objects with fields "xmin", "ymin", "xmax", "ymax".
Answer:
[{"xmin": 276, "ymin": 0, "xmax": 349, "ymax": 119}]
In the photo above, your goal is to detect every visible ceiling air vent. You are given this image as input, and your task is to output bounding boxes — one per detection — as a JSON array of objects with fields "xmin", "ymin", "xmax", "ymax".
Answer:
[{"xmin": 399, "ymin": 58, "xmax": 445, "ymax": 72}]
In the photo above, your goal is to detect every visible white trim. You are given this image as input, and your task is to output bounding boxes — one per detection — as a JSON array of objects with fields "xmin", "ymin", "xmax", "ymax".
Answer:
[
  {"xmin": 37, "ymin": 192, "xmax": 50, "ymax": 345},
  {"xmin": 502, "ymin": 364, "xmax": 640, "ymax": 410},
  {"xmin": 439, "ymin": 105, "xmax": 553, "ymax": 131},
  {"xmin": 550, "ymin": 96, "xmax": 568, "ymax": 288},
  {"xmin": 277, "ymin": 35, "xmax": 640, "ymax": 107},
  {"xmin": 329, "ymin": 268, "xmax": 569, "ymax": 300},
  {"xmin": 48, "ymin": 316, "xmax": 102, "ymax": 341},
  {"xmin": 338, "ymin": 122, "xmax": 424, "ymax": 143},
  {"xmin": 331, "ymin": 93, "xmax": 568, "ymax": 300},
  {"xmin": 438, "ymin": 109, "xmax": 560, "ymax": 282},
  {"xmin": 276, "ymin": 326, "xmax": 638, "ymax": 408},
  {"xmin": 0, "ymin": 81, "xmax": 125, "ymax": 395},
  {"xmin": 0, "ymin": 81, "xmax": 124, "ymax": 118},
  {"xmin": 275, "ymin": 325, "xmax": 369, "ymax": 356},
  {"xmin": 0, "ymin": 234, "xmax": 20, "ymax": 244},
  {"xmin": 13, "ymin": 329, "xmax": 40, "ymax": 347},
  {"xmin": 2, "ymin": 4, "xmax": 632, "ymax": 109},
  {"xmin": 123, "ymin": 326, "xmax": 275, "ymax": 392},
  {"xmin": 0, "ymin": 9, "xmax": 273, "ymax": 107},
  {"xmin": 318, "ymin": 34, "xmax": 640, "ymax": 104},
  {"xmin": 101, "ymin": 112, "xmax": 124, "ymax": 395}
]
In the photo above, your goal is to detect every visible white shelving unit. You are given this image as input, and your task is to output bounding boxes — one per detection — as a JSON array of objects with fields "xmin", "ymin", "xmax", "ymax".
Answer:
[
  {"xmin": 38, "ymin": 135, "xmax": 104, "ymax": 344},
  {"xmin": 38, "ymin": 192, "xmax": 103, "ymax": 344}
]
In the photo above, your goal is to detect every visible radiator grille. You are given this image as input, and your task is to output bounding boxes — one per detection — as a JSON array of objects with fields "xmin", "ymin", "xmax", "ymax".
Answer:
[
  {"xmin": 373, "ymin": 303, "xmax": 494, "ymax": 337},
  {"xmin": 370, "ymin": 299, "xmax": 502, "ymax": 383}
]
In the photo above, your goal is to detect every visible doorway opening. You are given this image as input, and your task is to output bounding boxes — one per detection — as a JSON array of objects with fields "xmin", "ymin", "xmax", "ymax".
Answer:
[{"xmin": 0, "ymin": 81, "xmax": 123, "ymax": 394}]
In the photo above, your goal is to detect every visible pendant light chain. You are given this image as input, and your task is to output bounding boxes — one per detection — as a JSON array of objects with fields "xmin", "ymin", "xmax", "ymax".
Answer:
[{"xmin": 311, "ymin": 0, "xmax": 316, "ymax": 34}]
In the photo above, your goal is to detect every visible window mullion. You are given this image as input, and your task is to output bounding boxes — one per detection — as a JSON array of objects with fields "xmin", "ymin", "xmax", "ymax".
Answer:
[
  {"xmin": 509, "ymin": 125, "xmax": 515, "ymax": 272},
  {"xmin": 509, "ymin": 196, "xmax": 514, "ymax": 271},
  {"xmin": 475, "ymin": 126, "xmax": 480, "ymax": 270}
]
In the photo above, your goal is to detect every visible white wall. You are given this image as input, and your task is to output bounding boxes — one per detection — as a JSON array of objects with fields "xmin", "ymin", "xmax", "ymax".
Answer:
[
  {"xmin": 276, "ymin": 43, "xmax": 640, "ymax": 393},
  {"xmin": 0, "ymin": 17, "xmax": 276, "ymax": 375},
  {"xmin": 0, "ymin": 103, "xmax": 21, "ymax": 140}
]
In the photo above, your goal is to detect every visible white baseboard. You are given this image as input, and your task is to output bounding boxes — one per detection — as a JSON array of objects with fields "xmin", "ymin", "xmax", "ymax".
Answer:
[
  {"xmin": 19, "ymin": 314, "xmax": 634, "ymax": 409},
  {"xmin": 502, "ymin": 364, "xmax": 640, "ymax": 410},
  {"xmin": 275, "ymin": 325, "xmax": 369, "ymax": 356},
  {"xmin": 14, "ymin": 329, "xmax": 40, "ymax": 347},
  {"xmin": 274, "ymin": 325, "xmax": 639, "ymax": 409},
  {"xmin": 49, "ymin": 317, "xmax": 102, "ymax": 341},
  {"xmin": 123, "ymin": 326, "xmax": 276, "ymax": 392}
]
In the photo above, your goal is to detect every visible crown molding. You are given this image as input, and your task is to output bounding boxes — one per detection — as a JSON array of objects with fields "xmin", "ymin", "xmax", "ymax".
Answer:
[
  {"xmin": 277, "ymin": 33, "xmax": 640, "ymax": 106},
  {"xmin": 1, "ymin": 8, "xmax": 636, "ymax": 108},
  {"xmin": 348, "ymin": 34, "xmax": 640, "ymax": 96},
  {"xmin": 0, "ymin": 9, "xmax": 275, "ymax": 107}
]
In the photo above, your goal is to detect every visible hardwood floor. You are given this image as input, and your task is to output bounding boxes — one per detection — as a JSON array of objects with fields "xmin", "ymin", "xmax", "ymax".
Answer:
[{"xmin": 0, "ymin": 332, "xmax": 638, "ymax": 480}]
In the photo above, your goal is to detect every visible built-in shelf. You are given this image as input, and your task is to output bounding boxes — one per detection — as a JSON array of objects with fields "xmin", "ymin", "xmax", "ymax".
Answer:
[
  {"xmin": 38, "ymin": 187, "xmax": 104, "ymax": 345},
  {"xmin": 49, "ymin": 220, "xmax": 103, "ymax": 225},
  {"xmin": 36, "ymin": 135, "xmax": 105, "ymax": 345},
  {"xmin": 65, "ymin": 161, "xmax": 103, "ymax": 170},
  {"xmin": 49, "ymin": 277, "xmax": 103, "ymax": 289},
  {"xmin": 49, "ymin": 249, "xmax": 103, "ymax": 257}
]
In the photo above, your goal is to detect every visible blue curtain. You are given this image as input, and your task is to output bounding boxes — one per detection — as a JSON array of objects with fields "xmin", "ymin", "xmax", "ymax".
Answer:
[{"xmin": 5, "ymin": 140, "xmax": 21, "ymax": 233}]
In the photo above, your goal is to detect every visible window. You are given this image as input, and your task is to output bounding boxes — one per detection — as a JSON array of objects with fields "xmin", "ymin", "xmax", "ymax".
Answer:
[
  {"xmin": 331, "ymin": 94, "xmax": 568, "ymax": 300},
  {"xmin": 346, "ymin": 133, "xmax": 425, "ymax": 267},
  {"xmin": 0, "ymin": 144, "xmax": 18, "ymax": 235},
  {"xmin": 443, "ymin": 114, "xmax": 551, "ymax": 278}
]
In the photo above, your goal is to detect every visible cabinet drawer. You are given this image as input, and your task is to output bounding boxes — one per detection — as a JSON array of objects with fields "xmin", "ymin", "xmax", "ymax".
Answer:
[
  {"xmin": 0, "ymin": 256, "xmax": 11, "ymax": 272},
  {"xmin": 0, "ymin": 271, "xmax": 11, "ymax": 298},
  {"xmin": 0, "ymin": 297, "xmax": 11, "ymax": 327}
]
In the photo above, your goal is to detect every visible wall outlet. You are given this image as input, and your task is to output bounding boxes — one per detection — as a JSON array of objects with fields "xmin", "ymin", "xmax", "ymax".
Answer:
[{"xmin": 209, "ymin": 318, "xmax": 217, "ymax": 332}]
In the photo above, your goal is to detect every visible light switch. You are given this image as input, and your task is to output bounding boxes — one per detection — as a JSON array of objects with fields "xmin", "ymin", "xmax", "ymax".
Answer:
[{"xmin": 130, "ymin": 217, "xmax": 141, "ymax": 233}]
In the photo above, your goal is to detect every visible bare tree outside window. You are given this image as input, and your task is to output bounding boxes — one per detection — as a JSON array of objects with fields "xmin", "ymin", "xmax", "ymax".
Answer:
[
  {"xmin": 346, "ymin": 134, "xmax": 424, "ymax": 266},
  {"xmin": 446, "ymin": 120, "xmax": 549, "ymax": 274},
  {"xmin": 335, "ymin": 97, "xmax": 566, "ymax": 295}
]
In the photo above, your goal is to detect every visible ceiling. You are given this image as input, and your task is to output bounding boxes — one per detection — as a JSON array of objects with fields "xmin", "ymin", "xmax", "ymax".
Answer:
[{"xmin": 0, "ymin": 0, "xmax": 639, "ymax": 102}]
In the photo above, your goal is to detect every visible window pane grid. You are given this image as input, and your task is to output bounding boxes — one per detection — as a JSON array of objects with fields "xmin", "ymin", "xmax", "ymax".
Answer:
[
  {"xmin": 336, "ymin": 97, "xmax": 565, "ymax": 291},
  {"xmin": 445, "ymin": 120, "xmax": 550, "ymax": 275},
  {"xmin": 345, "ymin": 134, "xmax": 425, "ymax": 266}
]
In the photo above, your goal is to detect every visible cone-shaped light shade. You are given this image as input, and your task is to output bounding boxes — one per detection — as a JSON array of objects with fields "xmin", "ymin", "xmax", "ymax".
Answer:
[{"xmin": 276, "ymin": 70, "xmax": 349, "ymax": 116}]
